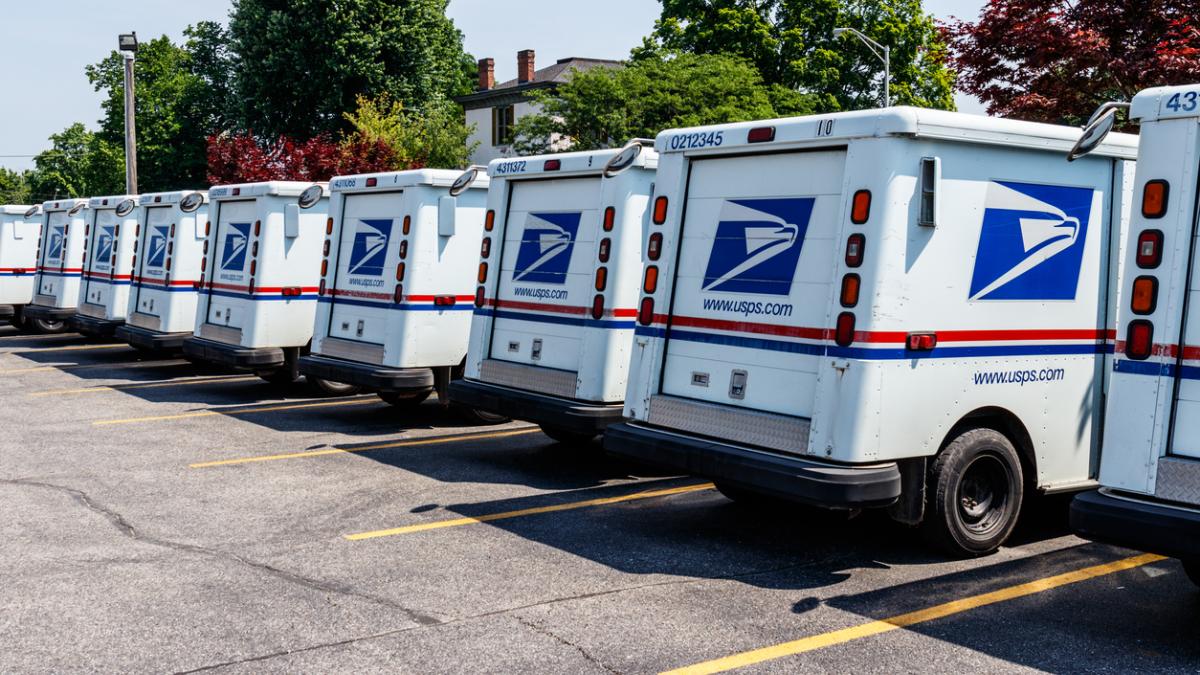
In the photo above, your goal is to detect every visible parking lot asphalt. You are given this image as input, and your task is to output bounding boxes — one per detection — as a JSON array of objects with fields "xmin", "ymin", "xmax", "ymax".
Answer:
[{"xmin": 1, "ymin": 323, "xmax": 1198, "ymax": 673}]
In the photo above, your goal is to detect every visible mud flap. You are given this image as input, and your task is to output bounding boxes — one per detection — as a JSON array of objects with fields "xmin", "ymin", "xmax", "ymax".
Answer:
[{"xmin": 888, "ymin": 457, "xmax": 927, "ymax": 526}]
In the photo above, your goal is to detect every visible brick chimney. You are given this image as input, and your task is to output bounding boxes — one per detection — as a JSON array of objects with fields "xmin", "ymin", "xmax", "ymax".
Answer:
[
  {"xmin": 517, "ymin": 49, "xmax": 536, "ymax": 84},
  {"xmin": 477, "ymin": 57, "xmax": 494, "ymax": 91}
]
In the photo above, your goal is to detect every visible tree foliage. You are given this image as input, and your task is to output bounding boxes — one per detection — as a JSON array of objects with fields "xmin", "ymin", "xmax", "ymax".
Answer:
[
  {"xmin": 206, "ymin": 132, "xmax": 401, "ymax": 185},
  {"xmin": 512, "ymin": 54, "xmax": 808, "ymax": 155},
  {"xmin": 0, "ymin": 168, "xmax": 32, "ymax": 205},
  {"xmin": 26, "ymin": 124, "xmax": 125, "ymax": 201},
  {"xmin": 343, "ymin": 94, "xmax": 477, "ymax": 169},
  {"xmin": 636, "ymin": 0, "xmax": 955, "ymax": 111},
  {"xmin": 947, "ymin": 0, "xmax": 1200, "ymax": 126},
  {"xmin": 229, "ymin": 0, "xmax": 475, "ymax": 138}
]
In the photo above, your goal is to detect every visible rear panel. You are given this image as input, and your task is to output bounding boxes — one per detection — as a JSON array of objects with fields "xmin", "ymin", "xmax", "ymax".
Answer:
[
  {"xmin": 325, "ymin": 190, "xmax": 407, "ymax": 345},
  {"xmin": 0, "ymin": 214, "xmax": 40, "ymax": 305},
  {"xmin": 80, "ymin": 208, "xmax": 137, "ymax": 319},
  {"xmin": 204, "ymin": 199, "xmax": 257, "ymax": 330},
  {"xmin": 35, "ymin": 208, "xmax": 85, "ymax": 307},
  {"xmin": 129, "ymin": 201, "xmax": 207, "ymax": 334}
]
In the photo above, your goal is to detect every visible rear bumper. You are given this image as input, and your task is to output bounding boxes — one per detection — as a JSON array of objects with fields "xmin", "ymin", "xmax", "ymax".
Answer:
[
  {"xmin": 71, "ymin": 314, "xmax": 124, "ymax": 338},
  {"xmin": 448, "ymin": 379, "xmax": 623, "ymax": 434},
  {"xmin": 1071, "ymin": 488, "xmax": 1200, "ymax": 560},
  {"xmin": 298, "ymin": 354, "xmax": 434, "ymax": 392},
  {"xmin": 603, "ymin": 422, "xmax": 902, "ymax": 509},
  {"xmin": 116, "ymin": 324, "xmax": 191, "ymax": 351},
  {"xmin": 0, "ymin": 304, "xmax": 13, "ymax": 319},
  {"xmin": 183, "ymin": 336, "xmax": 284, "ymax": 370},
  {"xmin": 23, "ymin": 304, "xmax": 76, "ymax": 321}
]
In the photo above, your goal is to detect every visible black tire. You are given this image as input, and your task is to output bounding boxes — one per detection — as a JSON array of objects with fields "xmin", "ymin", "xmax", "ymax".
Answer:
[
  {"xmin": 1182, "ymin": 559, "xmax": 1200, "ymax": 588},
  {"xmin": 306, "ymin": 377, "xmax": 361, "ymax": 397},
  {"xmin": 714, "ymin": 481, "xmax": 777, "ymax": 508},
  {"xmin": 29, "ymin": 317, "xmax": 67, "ymax": 334},
  {"xmin": 453, "ymin": 404, "xmax": 509, "ymax": 425},
  {"xmin": 378, "ymin": 389, "xmax": 432, "ymax": 408},
  {"xmin": 257, "ymin": 369, "xmax": 300, "ymax": 385},
  {"xmin": 539, "ymin": 425, "xmax": 596, "ymax": 447},
  {"xmin": 922, "ymin": 428, "xmax": 1024, "ymax": 557}
]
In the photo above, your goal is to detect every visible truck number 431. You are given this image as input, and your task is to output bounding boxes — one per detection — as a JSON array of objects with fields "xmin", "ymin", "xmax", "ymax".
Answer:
[{"xmin": 1166, "ymin": 91, "xmax": 1199, "ymax": 113}]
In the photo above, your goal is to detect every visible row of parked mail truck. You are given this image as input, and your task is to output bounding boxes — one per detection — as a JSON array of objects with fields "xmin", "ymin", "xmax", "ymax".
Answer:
[{"xmin": 2, "ymin": 85, "xmax": 1198, "ymax": 574}]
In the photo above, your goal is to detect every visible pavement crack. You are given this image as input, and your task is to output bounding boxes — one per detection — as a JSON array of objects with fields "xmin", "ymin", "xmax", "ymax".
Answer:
[
  {"xmin": 0, "ymin": 478, "xmax": 442, "ymax": 628},
  {"xmin": 514, "ymin": 615, "xmax": 621, "ymax": 674}
]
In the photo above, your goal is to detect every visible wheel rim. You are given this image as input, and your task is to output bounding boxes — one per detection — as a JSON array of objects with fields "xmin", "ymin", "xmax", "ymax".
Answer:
[{"xmin": 955, "ymin": 452, "xmax": 1012, "ymax": 539}]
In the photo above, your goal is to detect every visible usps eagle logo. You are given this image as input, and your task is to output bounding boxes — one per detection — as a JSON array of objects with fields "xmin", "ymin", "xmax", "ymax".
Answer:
[
  {"xmin": 46, "ymin": 226, "xmax": 65, "ymax": 261},
  {"xmin": 146, "ymin": 226, "xmax": 169, "ymax": 269},
  {"xmin": 220, "ymin": 222, "xmax": 252, "ymax": 272},
  {"xmin": 348, "ymin": 219, "xmax": 393, "ymax": 276},
  {"xmin": 513, "ymin": 212, "xmax": 582, "ymax": 285},
  {"xmin": 96, "ymin": 226, "xmax": 115, "ymax": 265},
  {"xmin": 969, "ymin": 181, "xmax": 1095, "ymax": 301},
  {"xmin": 702, "ymin": 198, "xmax": 815, "ymax": 296}
]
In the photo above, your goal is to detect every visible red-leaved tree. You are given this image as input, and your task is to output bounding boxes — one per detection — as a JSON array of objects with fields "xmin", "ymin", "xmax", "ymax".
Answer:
[
  {"xmin": 947, "ymin": 1, "xmax": 1200, "ymax": 125},
  {"xmin": 206, "ymin": 132, "xmax": 404, "ymax": 185}
]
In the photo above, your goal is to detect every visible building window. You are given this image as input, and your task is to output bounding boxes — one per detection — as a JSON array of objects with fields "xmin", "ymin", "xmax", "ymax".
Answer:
[{"xmin": 493, "ymin": 105, "xmax": 515, "ymax": 146}]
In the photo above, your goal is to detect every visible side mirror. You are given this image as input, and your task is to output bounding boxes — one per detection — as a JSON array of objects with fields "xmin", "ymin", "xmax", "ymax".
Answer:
[
  {"xmin": 284, "ymin": 203, "xmax": 300, "ymax": 238},
  {"xmin": 1068, "ymin": 106, "xmax": 1121, "ymax": 161},
  {"xmin": 438, "ymin": 196, "xmax": 457, "ymax": 237}
]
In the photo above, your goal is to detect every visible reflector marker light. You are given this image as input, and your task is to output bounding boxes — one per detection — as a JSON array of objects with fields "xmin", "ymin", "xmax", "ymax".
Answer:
[
  {"xmin": 484, "ymin": 210, "xmax": 495, "ymax": 232},
  {"xmin": 544, "ymin": 159, "xmax": 561, "ymax": 171},
  {"xmin": 603, "ymin": 207, "xmax": 616, "ymax": 231},
  {"xmin": 434, "ymin": 295, "xmax": 457, "ymax": 307},
  {"xmin": 366, "ymin": 177, "xmax": 378, "ymax": 187},
  {"xmin": 851, "ymin": 190, "xmax": 871, "ymax": 224},
  {"xmin": 478, "ymin": 262, "xmax": 488, "ymax": 283},
  {"xmin": 403, "ymin": 215, "xmax": 412, "ymax": 235},
  {"xmin": 1136, "ymin": 230, "xmax": 1163, "ymax": 269},
  {"xmin": 320, "ymin": 260, "xmax": 328, "ymax": 276},
  {"xmin": 594, "ymin": 267, "xmax": 608, "ymax": 291},
  {"xmin": 907, "ymin": 333, "xmax": 937, "ymax": 351},
  {"xmin": 652, "ymin": 197, "xmax": 668, "ymax": 225},
  {"xmin": 250, "ymin": 260, "xmax": 257, "ymax": 276},
  {"xmin": 840, "ymin": 273, "xmax": 861, "ymax": 308},
  {"xmin": 1142, "ymin": 180, "xmax": 1169, "ymax": 219},
  {"xmin": 326, "ymin": 218, "xmax": 334, "ymax": 235},
  {"xmin": 396, "ymin": 262, "xmax": 406, "ymax": 281},
  {"xmin": 643, "ymin": 266, "xmax": 659, "ymax": 294},
  {"xmin": 281, "ymin": 287, "xmax": 302, "ymax": 297},
  {"xmin": 1131, "ymin": 276, "xmax": 1158, "ymax": 315},
  {"xmin": 254, "ymin": 220, "xmax": 261, "ymax": 236},
  {"xmin": 1126, "ymin": 320, "xmax": 1153, "ymax": 360}
]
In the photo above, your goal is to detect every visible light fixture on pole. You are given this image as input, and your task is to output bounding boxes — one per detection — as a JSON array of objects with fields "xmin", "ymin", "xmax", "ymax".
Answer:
[
  {"xmin": 833, "ymin": 27, "xmax": 890, "ymax": 108},
  {"xmin": 118, "ymin": 32, "xmax": 138, "ymax": 194}
]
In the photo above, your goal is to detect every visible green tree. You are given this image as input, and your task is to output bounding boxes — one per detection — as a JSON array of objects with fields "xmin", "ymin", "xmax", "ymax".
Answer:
[
  {"xmin": 229, "ymin": 0, "xmax": 475, "ymax": 138},
  {"xmin": 636, "ymin": 0, "xmax": 955, "ymax": 112},
  {"xmin": 343, "ymin": 93, "xmax": 477, "ymax": 169},
  {"xmin": 512, "ymin": 54, "xmax": 804, "ymax": 155},
  {"xmin": 26, "ymin": 124, "xmax": 124, "ymax": 200},
  {"xmin": 0, "ymin": 168, "xmax": 32, "ymax": 204}
]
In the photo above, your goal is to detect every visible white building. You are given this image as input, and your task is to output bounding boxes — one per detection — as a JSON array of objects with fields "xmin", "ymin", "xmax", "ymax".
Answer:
[{"xmin": 457, "ymin": 50, "xmax": 620, "ymax": 166}]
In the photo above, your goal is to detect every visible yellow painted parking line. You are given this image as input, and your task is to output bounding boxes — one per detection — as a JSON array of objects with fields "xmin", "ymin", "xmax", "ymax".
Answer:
[
  {"xmin": 190, "ymin": 426, "xmax": 541, "ymax": 468},
  {"xmin": 6, "ymin": 343, "xmax": 130, "ymax": 354},
  {"xmin": 0, "ymin": 359, "xmax": 188, "ymax": 375},
  {"xmin": 662, "ymin": 552, "xmax": 1167, "ymax": 675},
  {"xmin": 346, "ymin": 482, "xmax": 716, "ymax": 541},
  {"xmin": 30, "ymin": 374, "xmax": 258, "ymax": 397},
  {"xmin": 93, "ymin": 396, "xmax": 380, "ymax": 426}
]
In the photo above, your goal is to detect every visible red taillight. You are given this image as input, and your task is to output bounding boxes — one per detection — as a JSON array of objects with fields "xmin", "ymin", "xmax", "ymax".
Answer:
[
  {"xmin": 1131, "ymin": 276, "xmax": 1157, "ymax": 314},
  {"xmin": 403, "ymin": 215, "xmax": 412, "ymax": 235},
  {"xmin": 1125, "ymin": 320, "xmax": 1153, "ymax": 360},
  {"xmin": 484, "ymin": 210, "xmax": 495, "ymax": 232},
  {"xmin": 480, "ymin": 238, "xmax": 489, "ymax": 258},
  {"xmin": 544, "ymin": 159, "xmax": 561, "ymax": 171},
  {"xmin": 319, "ymin": 279, "xmax": 326, "ymax": 295},
  {"xmin": 840, "ymin": 274, "xmax": 861, "ymax": 307},
  {"xmin": 591, "ymin": 294, "xmax": 605, "ymax": 320},
  {"xmin": 1136, "ymin": 230, "xmax": 1163, "ymax": 268},
  {"xmin": 170, "ymin": 223, "xmax": 176, "ymax": 237},
  {"xmin": 281, "ymin": 286, "xmax": 301, "ymax": 297},
  {"xmin": 320, "ymin": 259, "xmax": 328, "ymax": 276},
  {"xmin": 168, "ymin": 242, "xmax": 174, "ymax": 256},
  {"xmin": 231, "ymin": 188, "xmax": 240, "ymax": 196},
  {"xmin": 835, "ymin": 312, "xmax": 856, "ymax": 347},
  {"xmin": 478, "ymin": 262, "xmax": 488, "ymax": 283},
  {"xmin": 598, "ymin": 238, "xmax": 611, "ymax": 263},
  {"xmin": 325, "ymin": 218, "xmax": 334, "ymax": 235},
  {"xmin": 594, "ymin": 267, "xmax": 607, "ymax": 291},
  {"xmin": 474, "ymin": 286, "xmax": 485, "ymax": 308},
  {"xmin": 393, "ymin": 284, "xmax": 403, "ymax": 303},
  {"xmin": 253, "ymin": 220, "xmax": 261, "ymax": 236},
  {"xmin": 434, "ymin": 295, "xmax": 456, "ymax": 307},
  {"xmin": 652, "ymin": 197, "xmax": 668, "ymax": 225},
  {"xmin": 747, "ymin": 126, "xmax": 776, "ymax": 143},
  {"xmin": 851, "ymin": 190, "xmax": 871, "ymax": 224},
  {"xmin": 400, "ymin": 240, "xmax": 409, "ymax": 259},
  {"xmin": 135, "ymin": 223, "xmax": 141, "ymax": 236},
  {"xmin": 648, "ymin": 232, "xmax": 663, "ymax": 260},
  {"xmin": 366, "ymin": 177, "xmax": 378, "ymax": 187},
  {"xmin": 200, "ymin": 257, "xmax": 207, "ymax": 272},
  {"xmin": 166, "ymin": 257, "xmax": 172, "ymax": 271},
  {"xmin": 603, "ymin": 207, "xmax": 615, "ymax": 231},
  {"xmin": 249, "ymin": 260, "xmax": 257, "ymax": 276},
  {"xmin": 643, "ymin": 265, "xmax": 658, "ymax": 294},
  {"xmin": 248, "ymin": 279, "xmax": 255, "ymax": 294},
  {"xmin": 205, "ymin": 221, "xmax": 211, "ymax": 235},
  {"xmin": 906, "ymin": 332, "xmax": 937, "ymax": 351},
  {"xmin": 638, "ymin": 297, "xmax": 655, "ymax": 326},
  {"xmin": 1142, "ymin": 180, "xmax": 1169, "ymax": 219},
  {"xmin": 115, "ymin": 224, "xmax": 120, "ymax": 237},
  {"xmin": 845, "ymin": 234, "xmax": 865, "ymax": 268},
  {"xmin": 323, "ymin": 240, "xmax": 330, "ymax": 256},
  {"xmin": 395, "ymin": 262, "xmax": 406, "ymax": 281}
]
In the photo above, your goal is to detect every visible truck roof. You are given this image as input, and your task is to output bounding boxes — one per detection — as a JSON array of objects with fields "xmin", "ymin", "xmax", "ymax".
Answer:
[
  {"xmin": 87, "ymin": 195, "xmax": 138, "ymax": 209},
  {"xmin": 655, "ymin": 106, "xmax": 1139, "ymax": 160},
  {"xmin": 487, "ymin": 144, "xmax": 658, "ymax": 179},
  {"xmin": 139, "ymin": 189, "xmax": 208, "ymax": 206},
  {"xmin": 1131, "ymin": 84, "xmax": 1200, "ymax": 123},
  {"xmin": 208, "ymin": 181, "xmax": 327, "ymax": 201},
  {"xmin": 0, "ymin": 205, "xmax": 32, "ymax": 216},
  {"xmin": 41, "ymin": 198, "xmax": 88, "ymax": 212},
  {"xmin": 330, "ymin": 168, "xmax": 491, "ymax": 192}
]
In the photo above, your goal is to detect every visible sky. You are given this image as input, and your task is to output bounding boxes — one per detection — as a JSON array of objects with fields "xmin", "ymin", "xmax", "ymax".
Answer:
[{"xmin": 0, "ymin": 0, "xmax": 987, "ymax": 173}]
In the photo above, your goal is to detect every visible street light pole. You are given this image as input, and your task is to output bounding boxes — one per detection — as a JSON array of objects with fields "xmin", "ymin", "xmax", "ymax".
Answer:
[
  {"xmin": 118, "ymin": 32, "xmax": 139, "ymax": 194},
  {"xmin": 833, "ymin": 27, "xmax": 890, "ymax": 108}
]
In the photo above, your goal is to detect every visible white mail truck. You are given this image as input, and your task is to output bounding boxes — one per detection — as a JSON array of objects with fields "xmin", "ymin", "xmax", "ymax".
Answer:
[
  {"xmin": 603, "ymin": 108, "xmax": 1139, "ymax": 556},
  {"xmin": 72, "ymin": 195, "xmax": 139, "ymax": 338},
  {"xmin": 1068, "ymin": 85, "xmax": 1200, "ymax": 586},
  {"xmin": 24, "ymin": 198, "xmax": 89, "ymax": 332},
  {"xmin": 0, "ymin": 205, "xmax": 41, "ymax": 328},
  {"xmin": 184, "ymin": 182, "xmax": 343, "ymax": 390},
  {"xmin": 449, "ymin": 143, "xmax": 658, "ymax": 443},
  {"xmin": 115, "ymin": 191, "xmax": 209, "ymax": 352},
  {"xmin": 298, "ymin": 169, "xmax": 491, "ymax": 405}
]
